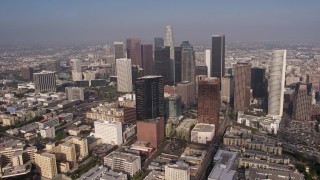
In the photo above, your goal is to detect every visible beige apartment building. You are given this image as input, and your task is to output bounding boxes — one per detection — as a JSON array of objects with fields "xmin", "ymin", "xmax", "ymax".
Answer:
[{"xmin": 35, "ymin": 152, "xmax": 58, "ymax": 179}]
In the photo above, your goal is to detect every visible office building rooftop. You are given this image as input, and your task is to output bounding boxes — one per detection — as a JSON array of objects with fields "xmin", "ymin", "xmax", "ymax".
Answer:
[
  {"xmin": 106, "ymin": 151, "xmax": 140, "ymax": 163},
  {"xmin": 192, "ymin": 123, "xmax": 215, "ymax": 132},
  {"xmin": 208, "ymin": 150, "xmax": 238, "ymax": 180}
]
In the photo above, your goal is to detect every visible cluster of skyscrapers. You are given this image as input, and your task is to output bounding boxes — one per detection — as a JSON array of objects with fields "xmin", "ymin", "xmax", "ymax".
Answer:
[
  {"xmin": 13, "ymin": 23, "xmax": 318, "ymax": 180},
  {"xmin": 103, "ymin": 24, "xmax": 293, "ymax": 150}
]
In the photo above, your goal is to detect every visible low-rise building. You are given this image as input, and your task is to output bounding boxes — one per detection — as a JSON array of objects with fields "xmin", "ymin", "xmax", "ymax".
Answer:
[
  {"xmin": 246, "ymin": 168, "xmax": 304, "ymax": 180},
  {"xmin": 0, "ymin": 163, "xmax": 32, "ymax": 179},
  {"xmin": 86, "ymin": 136, "xmax": 103, "ymax": 152},
  {"xmin": 191, "ymin": 123, "xmax": 215, "ymax": 144},
  {"xmin": 180, "ymin": 147, "xmax": 207, "ymax": 176},
  {"xmin": 175, "ymin": 118, "xmax": 197, "ymax": 140},
  {"xmin": 68, "ymin": 125, "xmax": 91, "ymax": 136},
  {"xmin": 0, "ymin": 140, "xmax": 37, "ymax": 165},
  {"xmin": 58, "ymin": 113, "xmax": 73, "ymax": 121},
  {"xmin": 223, "ymin": 127, "xmax": 282, "ymax": 155},
  {"xmin": 208, "ymin": 150, "xmax": 238, "ymax": 180},
  {"xmin": 100, "ymin": 170, "xmax": 128, "ymax": 180},
  {"xmin": 123, "ymin": 124, "xmax": 136, "ymax": 143},
  {"xmin": 285, "ymin": 76, "xmax": 300, "ymax": 86},
  {"xmin": 57, "ymin": 100, "xmax": 82, "ymax": 109},
  {"xmin": 37, "ymin": 116, "xmax": 60, "ymax": 129},
  {"xmin": 66, "ymin": 87, "xmax": 85, "ymax": 101},
  {"xmin": 63, "ymin": 136, "xmax": 89, "ymax": 160},
  {"xmin": 76, "ymin": 165, "xmax": 128, "ymax": 180},
  {"xmin": 86, "ymin": 102, "xmax": 136, "ymax": 123},
  {"xmin": 237, "ymin": 111, "xmax": 281, "ymax": 134},
  {"xmin": 165, "ymin": 161, "xmax": 190, "ymax": 180},
  {"xmin": 40, "ymin": 126, "xmax": 55, "ymax": 138},
  {"xmin": 19, "ymin": 122, "xmax": 38, "ymax": 134},
  {"xmin": 24, "ymin": 132, "xmax": 37, "ymax": 140},
  {"xmin": 239, "ymin": 158, "xmax": 290, "ymax": 171},
  {"xmin": 144, "ymin": 170, "xmax": 165, "ymax": 180},
  {"xmin": 1, "ymin": 114, "xmax": 19, "ymax": 126},
  {"xmin": 46, "ymin": 137, "xmax": 88, "ymax": 169},
  {"xmin": 104, "ymin": 151, "xmax": 141, "ymax": 177},
  {"xmin": 92, "ymin": 144, "xmax": 116, "ymax": 158},
  {"xmin": 242, "ymin": 150, "xmax": 290, "ymax": 165}
]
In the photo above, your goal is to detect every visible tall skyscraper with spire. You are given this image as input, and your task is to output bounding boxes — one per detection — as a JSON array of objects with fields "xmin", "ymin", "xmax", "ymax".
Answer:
[
  {"xmin": 164, "ymin": 25, "xmax": 174, "ymax": 60},
  {"xmin": 268, "ymin": 50, "xmax": 287, "ymax": 117},
  {"xmin": 165, "ymin": 25, "xmax": 175, "ymax": 84}
]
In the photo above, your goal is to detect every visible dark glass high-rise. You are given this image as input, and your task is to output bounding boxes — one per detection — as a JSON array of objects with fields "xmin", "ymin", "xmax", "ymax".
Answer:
[
  {"xmin": 154, "ymin": 37, "xmax": 164, "ymax": 48},
  {"xmin": 135, "ymin": 76, "xmax": 164, "ymax": 120},
  {"xmin": 211, "ymin": 35, "xmax": 225, "ymax": 79}
]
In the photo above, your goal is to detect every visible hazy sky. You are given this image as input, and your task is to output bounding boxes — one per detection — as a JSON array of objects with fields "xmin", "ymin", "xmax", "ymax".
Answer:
[{"xmin": 1, "ymin": 0, "xmax": 320, "ymax": 45}]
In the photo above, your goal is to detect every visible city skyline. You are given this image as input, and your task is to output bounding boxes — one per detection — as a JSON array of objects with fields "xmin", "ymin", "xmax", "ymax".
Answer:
[
  {"xmin": 1, "ymin": 1, "xmax": 320, "ymax": 45},
  {"xmin": 0, "ymin": 1, "xmax": 319, "ymax": 179}
]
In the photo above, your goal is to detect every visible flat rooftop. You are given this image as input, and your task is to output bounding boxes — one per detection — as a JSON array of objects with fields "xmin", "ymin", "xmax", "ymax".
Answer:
[
  {"xmin": 247, "ymin": 168, "xmax": 304, "ymax": 180},
  {"xmin": 138, "ymin": 75, "xmax": 162, "ymax": 79},
  {"xmin": 192, "ymin": 123, "xmax": 215, "ymax": 132},
  {"xmin": 166, "ymin": 161, "xmax": 190, "ymax": 171},
  {"xmin": 100, "ymin": 170, "xmax": 127, "ymax": 180},
  {"xmin": 0, "ymin": 139, "xmax": 25, "ymax": 151},
  {"xmin": 208, "ymin": 150, "xmax": 238, "ymax": 180},
  {"xmin": 144, "ymin": 170, "xmax": 165, "ymax": 180},
  {"xmin": 76, "ymin": 166, "xmax": 108, "ymax": 180},
  {"xmin": 41, "ymin": 152, "xmax": 56, "ymax": 159},
  {"xmin": 34, "ymin": 71, "xmax": 55, "ymax": 74},
  {"xmin": 105, "ymin": 151, "xmax": 140, "ymax": 163}
]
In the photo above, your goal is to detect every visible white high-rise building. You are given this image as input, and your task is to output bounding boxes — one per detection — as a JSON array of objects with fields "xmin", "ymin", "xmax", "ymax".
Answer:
[
  {"xmin": 165, "ymin": 25, "xmax": 174, "ymax": 60},
  {"xmin": 33, "ymin": 71, "xmax": 56, "ymax": 93},
  {"xmin": 70, "ymin": 59, "xmax": 82, "ymax": 81},
  {"xmin": 165, "ymin": 25, "xmax": 175, "ymax": 83},
  {"xmin": 94, "ymin": 120, "xmax": 123, "ymax": 145},
  {"xmin": 268, "ymin": 50, "xmax": 287, "ymax": 117},
  {"xmin": 116, "ymin": 58, "xmax": 133, "ymax": 92},
  {"xmin": 205, "ymin": 49, "xmax": 211, "ymax": 77}
]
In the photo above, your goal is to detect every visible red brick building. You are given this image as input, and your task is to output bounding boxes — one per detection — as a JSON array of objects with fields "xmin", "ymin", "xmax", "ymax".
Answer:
[
  {"xmin": 136, "ymin": 117, "xmax": 164, "ymax": 148},
  {"xmin": 21, "ymin": 67, "xmax": 33, "ymax": 80},
  {"xmin": 197, "ymin": 77, "xmax": 220, "ymax": 132}
]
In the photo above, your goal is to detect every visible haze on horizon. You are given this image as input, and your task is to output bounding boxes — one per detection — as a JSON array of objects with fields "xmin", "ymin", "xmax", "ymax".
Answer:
[{"xmin": 0, "ymin": 0, "xmax": 320, "ymax": 45}]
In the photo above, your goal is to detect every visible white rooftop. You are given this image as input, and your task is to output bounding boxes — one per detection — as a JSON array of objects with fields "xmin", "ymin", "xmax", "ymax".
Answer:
[
  {"xmin": 208, "ymin": 150, "xmax": 238, "ymax": 180},
  {"xmin": 192, "ymin": 123, "xmax": 215, "ymax": 132}
]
